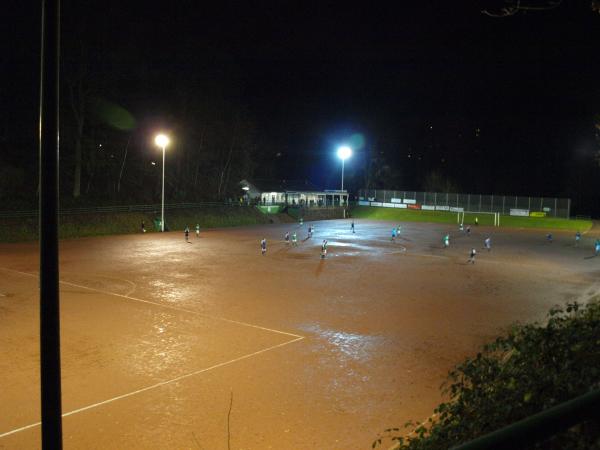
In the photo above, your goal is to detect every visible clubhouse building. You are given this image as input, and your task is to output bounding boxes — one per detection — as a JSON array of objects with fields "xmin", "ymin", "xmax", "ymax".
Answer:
[{"xmin": 239, "ymin": 179, "xmax": 349, "ymax": 207}]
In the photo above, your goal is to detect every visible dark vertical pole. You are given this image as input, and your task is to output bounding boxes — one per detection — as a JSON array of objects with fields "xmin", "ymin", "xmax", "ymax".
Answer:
[{"xmin": 39, "ymin": 0, "xmax": 63, "ymax": 448}]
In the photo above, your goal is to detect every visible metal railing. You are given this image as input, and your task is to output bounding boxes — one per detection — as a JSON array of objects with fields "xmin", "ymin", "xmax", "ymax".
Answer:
[
  {"xmin": 452, "ymin": 388, "xmax": 600, "ymax": 450},
  {"xmin": 0, "ymin": 202, "xmax": 249, "ymax": 219}
]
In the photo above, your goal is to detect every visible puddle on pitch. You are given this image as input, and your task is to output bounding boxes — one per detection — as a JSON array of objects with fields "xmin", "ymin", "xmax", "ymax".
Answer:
[
  {"xmin": 324, "ymin": 241, "xmax": 373, "ymax": 252},
  {"xmin": 127, "ymin": 311, "xmax": 189, "ymax": 377},
  {"xmin": 149, "ymin": 279, "xmax": 193, "ymax": 304},
  {"xmin": 331, "ymin": 251, "xmax": 361, "ymax": 257},
  {"xmin": 300, "ymin": 324, "xmax": 383, "ymax": 362}
]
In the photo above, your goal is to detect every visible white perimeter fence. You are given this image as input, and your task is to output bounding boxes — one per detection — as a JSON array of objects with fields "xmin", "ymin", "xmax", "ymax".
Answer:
[{"xmin": 358, "ymin": 190, "xmax": 571, "ymax": 219}]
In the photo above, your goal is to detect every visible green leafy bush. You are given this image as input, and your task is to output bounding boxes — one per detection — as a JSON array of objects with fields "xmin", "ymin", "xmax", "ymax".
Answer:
[{"xmin": 375, "ymin": 301, "xmax": 600, "ymax": 449}]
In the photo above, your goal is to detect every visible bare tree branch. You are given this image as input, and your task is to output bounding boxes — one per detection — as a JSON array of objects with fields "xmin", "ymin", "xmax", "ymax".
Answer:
[
  {"xmin": 117, "ymin": 136, "xmax": 130, "ymax": 193},
  {"xmin": 482, "ymin": 0, "xmax": 562, "ymax": 17}
]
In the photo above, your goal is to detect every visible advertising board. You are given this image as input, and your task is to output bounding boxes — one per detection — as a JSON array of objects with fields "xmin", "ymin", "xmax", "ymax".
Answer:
[{"xmin": 510, "ymin": 209, "xmax": 529, "ymax": 217}]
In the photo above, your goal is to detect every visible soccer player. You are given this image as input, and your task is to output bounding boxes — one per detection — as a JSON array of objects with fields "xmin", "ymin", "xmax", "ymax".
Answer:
[
  {"xmin": 284, "ymin": 231, "xmax": 290, "ymax": 245},
  {"xmin": 547, "ymin": 233, "xmax": 553, "ymax": 243},
  {"xmin": 443, "ymin": 234, "xmax": 450, "ymax": 248},
  {"xmin": 595, "ymin": 239, "xmax": 600, "ymax": 256},
  {"xmin": 391, "ymin": 227, "xmax": 397, "ymax": 241},
  {"xmin": 466, "ymin": 225, "xmax": 471, "ymax": 236},
  {"xmin": 575, "ymin": 231, "xmax": 581, "ymax": 247},
  {"xmin": 195, "ymin": 223, "xmax": 200, "ymax": 238},
  {"xmin": 468, "ymin": 248, "xmax": 477, "ymax": 264},
  {"xmin": 292, "ymin": 232, "xmax": 298, "ymax": 247},
  {"xmin": 320, "ymin": 240, "xmax": 328, "ymax": 259},
  {"xmin": 351, "ymin": 221, "xmax": 355, "ymax": 233},
  {"xmin": 484, "ymin": 237, "xmax": 491, "ymax": 251},
  {"xmin": 308, "ymin": 225, "xmax": 313, "ymax": 239},
  {"xmin": 184, "ymin": 226, "xmax": 190, "ymax": 242},
  {"xmin": 459, "ymin": 223, "xmax": 464, "ymax": 232},
  {"xmin": 261, "ymin": 238, "xmax": 267, "ymax": 255},
  {"xmin": 141, "ymin": 220, "xmax": 146, "ymax": 233},
  {"xmin": 397, "ymin": 225, "xmax": 402, "ymax": 236},
  {"xmin": 299, "ymin": 217, "xmax": 304, "ymax": 226}
]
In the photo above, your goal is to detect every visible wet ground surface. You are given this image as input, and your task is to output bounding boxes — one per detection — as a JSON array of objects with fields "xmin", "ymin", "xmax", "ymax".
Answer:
[{"xmin": 1, "ymin": 219, "xmax": 599, "ymax": 449}]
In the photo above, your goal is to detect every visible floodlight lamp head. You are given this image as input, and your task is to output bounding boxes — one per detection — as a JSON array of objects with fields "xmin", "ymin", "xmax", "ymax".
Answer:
[
  {"xmin": 155, "ymin": 134, "xmax": 170, "ymax": 148},
  {"xmin": 337, "ymin": 146, "xmax": 352, "ymax": 160}
]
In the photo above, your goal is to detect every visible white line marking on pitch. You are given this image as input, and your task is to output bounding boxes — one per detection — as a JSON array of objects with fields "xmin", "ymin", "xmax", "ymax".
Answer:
[
  {"xmin": 0, "ymin": 267, "xmax": 302, "ymax": 339},
  {"xmin": 0, "ymin": 336, "xmax": 304, "ymax": 439},
  {"xmin": 385, "ymin": 245, "xmax": 407, "ymax": 255},
  {"xmin": 60, "ymin": 271, "xmax": 139, "ymax": 297},
  {"xmin": 408, "ymin": 253, "xmax": 449, "ymax": 260},
  {"xmin": 582, "ymin": 226, "xmax": 594, "ymax": 236}
]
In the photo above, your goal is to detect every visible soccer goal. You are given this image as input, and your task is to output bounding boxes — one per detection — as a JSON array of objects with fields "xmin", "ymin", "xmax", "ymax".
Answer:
[{"xmin": 458, "ymin": 211, "xmax": 501, "ymax": 227}]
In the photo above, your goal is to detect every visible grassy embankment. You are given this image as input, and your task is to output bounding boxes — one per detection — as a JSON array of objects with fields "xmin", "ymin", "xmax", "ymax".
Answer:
[
  {"xmin": 0, "ymin": 206, "xmax": 272, "ymax": 242},
  {"xmin": 351, "ymin": 206, "xmax": 592, "ymax": 232},
  {"xmin": 287, "ymin": 206, "xmax": 345, "ymax": 221}
]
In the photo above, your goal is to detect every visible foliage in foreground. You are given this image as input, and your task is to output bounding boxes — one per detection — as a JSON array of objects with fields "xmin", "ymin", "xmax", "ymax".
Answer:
[{"xmin": 375, "ymin": 301, "xmax": 600, "ymax": 449}]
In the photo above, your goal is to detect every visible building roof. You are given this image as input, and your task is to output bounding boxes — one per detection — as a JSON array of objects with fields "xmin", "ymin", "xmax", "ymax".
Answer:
[{"xmin": 243, "ymin": 179, "xmax": 322, "ymax": 193}]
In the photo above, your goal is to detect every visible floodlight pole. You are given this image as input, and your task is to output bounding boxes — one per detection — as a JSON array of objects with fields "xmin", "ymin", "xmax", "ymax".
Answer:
[
  {"xmin": 39, "ymin": 0, "xmax": 63, "ymax": 448},
  {"xmin": 161, "ymin": 144, "xmax": 166, "ymax": 232},
  {"xmin": 341, "ymin": 158, "xmax": 345, "ymax": 192}
]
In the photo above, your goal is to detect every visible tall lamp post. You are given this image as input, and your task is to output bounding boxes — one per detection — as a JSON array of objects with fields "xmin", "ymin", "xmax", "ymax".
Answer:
[
  {"xmin": 337, "ymin": 146, "xmax": 352, "ymax": 215},
  {"xmin": 155, "ymin": 134, "xmax": 170, "ymax": 232}
]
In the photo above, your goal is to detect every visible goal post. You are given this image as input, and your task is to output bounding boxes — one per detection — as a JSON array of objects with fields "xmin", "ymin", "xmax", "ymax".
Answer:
[
  {"xmin": 491, "ymin": 212, "xmax": 500, "ymax": 227},
  {"xmin": 463, "ymin": 211, "xmax": 500, "ymax": 227}
]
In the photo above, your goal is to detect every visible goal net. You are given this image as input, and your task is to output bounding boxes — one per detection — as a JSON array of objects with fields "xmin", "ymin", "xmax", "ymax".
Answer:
[{"xmin": 458, "ymin": 211, "xmax": 500, "ymax": 227}]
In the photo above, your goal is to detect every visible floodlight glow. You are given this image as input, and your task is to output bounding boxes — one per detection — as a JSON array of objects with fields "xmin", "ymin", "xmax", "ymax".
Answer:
[
  {"xmin": 242, "ymin": 186, "xmax": 250, "ymax": 191},
  {"xmin": 337, "ymin": 146, "xmax": 352, "ymax": 160},
  {"xmin": 155, "ymin": 134, "xmax": 170, "ymax": 148}
]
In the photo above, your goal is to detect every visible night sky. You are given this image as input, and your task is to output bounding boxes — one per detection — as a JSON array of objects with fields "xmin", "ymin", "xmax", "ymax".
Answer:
[{"xmin": 2, "ymin": 1, "xmax": 600, "ymax": 213}]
